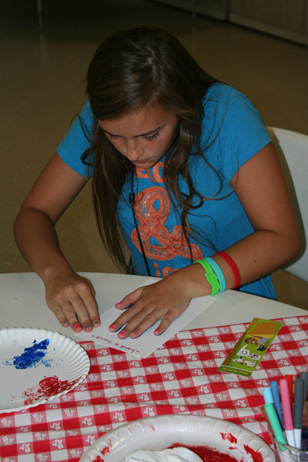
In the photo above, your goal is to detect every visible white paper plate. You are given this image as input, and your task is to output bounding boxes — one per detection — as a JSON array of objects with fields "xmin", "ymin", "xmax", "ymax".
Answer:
[
  {"xmin": 80, "ymin": 414, "xmax": 274, "ymax": 462},
  {"xmin": 0, "ymin": 327, "xmax": 90, "ymax": 413}
]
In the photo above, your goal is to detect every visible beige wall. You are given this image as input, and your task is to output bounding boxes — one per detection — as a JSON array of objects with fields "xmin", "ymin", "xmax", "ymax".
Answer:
[
  {"xmin": 230, "ymin": 0, "xmax": 308, "ymax": 45},
  {"xmin": 150, "ymin": 0, "xmax": 229, "ymax": 20},
  {"xmin": 150, "ymin": 0, "xmax": 308, "ymax": 45}
]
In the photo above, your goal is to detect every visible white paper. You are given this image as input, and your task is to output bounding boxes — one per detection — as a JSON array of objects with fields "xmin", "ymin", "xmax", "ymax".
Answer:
[{"xmin": 75, "ymin": 279, "xmax": 216, "ymax": 358}]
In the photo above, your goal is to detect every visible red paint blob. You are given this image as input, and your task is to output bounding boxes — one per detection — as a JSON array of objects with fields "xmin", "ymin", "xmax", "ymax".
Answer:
[
  {"xmin": 93, "ymin": 456, "xmax": 104, "ymax": 462},
  {"xmin": 39, "ymin": 376, "xmax": 77, "ymax": 396},
  {"xmin": 220, "ymin": 432, "xmax": 238, "ymax": 444},
  {"xmin": 101, "ymin": 447, "xmax": 110, "ymax": 456},
  {"xmin": 23, "ymin": 375, "xmax": 78, "ymax": 403},
  {"xmin": 89, "ymin": 443, "xmax": 265, "ymax": 462},
  {"xmin": 244, "ymin": 444, "xmax": 263, "ymax": 462}
]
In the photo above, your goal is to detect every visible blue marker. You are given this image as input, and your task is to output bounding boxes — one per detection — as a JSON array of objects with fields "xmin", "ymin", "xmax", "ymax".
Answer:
[
  {"xmin": 263, "ymin": 387, "xmax": 274, "ymax": 404},
  {"xmin": 270, "ymin": 381, "xmax": 284, "ymax": 430}
]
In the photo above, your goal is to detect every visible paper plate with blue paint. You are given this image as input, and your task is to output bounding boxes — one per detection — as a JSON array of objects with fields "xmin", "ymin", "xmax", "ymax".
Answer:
[{"xmin": 0, "ymin": 327, "xmax": 90, "ymax": 413}]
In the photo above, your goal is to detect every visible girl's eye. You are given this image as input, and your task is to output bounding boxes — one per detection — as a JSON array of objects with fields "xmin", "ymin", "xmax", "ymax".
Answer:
[
  {"xmin": 105, "ymin": 131, "xmax": 159, "ymax": 141},
  {"xmin": 107, "ymin": 133, "xmax": 120, "ymax": 140},
  {"xmin": 144, "ymin": 132, "xmax": 159, "ymax": 141}
]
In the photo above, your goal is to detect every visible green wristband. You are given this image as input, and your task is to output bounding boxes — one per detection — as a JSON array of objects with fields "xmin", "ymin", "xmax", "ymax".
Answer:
[{"xmin": 194, "ymin": 259, "xmax": 221, "ymax": 295}]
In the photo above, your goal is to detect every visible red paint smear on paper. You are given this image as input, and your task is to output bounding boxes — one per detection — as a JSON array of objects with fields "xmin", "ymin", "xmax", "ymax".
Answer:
[
  {"xmin": 220, "ymin": 432, "xmax": 238, "ymax": 444},
  {"xmin": 23, "ymin": 375, "xmax": 79, "ymax": 404},
  {"xmin": 244, "ymin": 444, "xmax": 263, "ymax": 462}
]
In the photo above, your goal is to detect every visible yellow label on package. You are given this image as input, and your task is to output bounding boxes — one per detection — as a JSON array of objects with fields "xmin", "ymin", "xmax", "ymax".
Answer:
[{"xmin": 219, "ymin": 318, "xmax": 283, "ymax": 377}]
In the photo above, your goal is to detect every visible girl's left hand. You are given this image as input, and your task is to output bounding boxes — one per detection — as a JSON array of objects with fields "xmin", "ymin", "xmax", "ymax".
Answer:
[
  {"xmin": 108, "ymin": 264, "xmax": 210, "ymax": 338},
  {"xmin": 109, "ymin": 278, "xmax": 190, "ymax": 338}
]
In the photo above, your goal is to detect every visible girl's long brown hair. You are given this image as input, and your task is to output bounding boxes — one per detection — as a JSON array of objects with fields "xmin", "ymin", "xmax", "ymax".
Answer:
[{"xmin": 84, "ymin": 25, "xmax": 220, "ymax": 273}]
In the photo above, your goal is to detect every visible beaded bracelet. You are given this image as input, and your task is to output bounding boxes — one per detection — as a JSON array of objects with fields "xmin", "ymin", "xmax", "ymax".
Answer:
[
  {"xmin": 215, "ymin": 251, "xmax": 241, "ymax": 289},
  {"xmin": 194, "ymin": 258, "xmax": 226, "ymax": 295}
]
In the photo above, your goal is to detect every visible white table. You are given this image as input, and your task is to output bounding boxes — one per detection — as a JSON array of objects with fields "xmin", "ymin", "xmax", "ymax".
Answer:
[
  {"xmin": 0, "ymin": 272, "xmax": 306, "ymax": 337},
  {"xmin": 1, "ymin": 272, "xmax": 307, "ymax": 462}
]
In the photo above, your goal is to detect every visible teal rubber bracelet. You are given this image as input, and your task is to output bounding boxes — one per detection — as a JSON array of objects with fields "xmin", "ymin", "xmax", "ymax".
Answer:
[
  {"xmin": 194, "ymin": 259, "xmax": 221, "ymax": 295},
  {"xmin": 204, "ymin": 257, "xmax": 226, "ymax": 293}
]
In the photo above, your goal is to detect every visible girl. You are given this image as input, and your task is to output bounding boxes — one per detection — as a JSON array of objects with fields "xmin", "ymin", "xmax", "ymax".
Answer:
[{"xmin": 14, "ymin": 25, "xmax": 300, "ymax": 339}]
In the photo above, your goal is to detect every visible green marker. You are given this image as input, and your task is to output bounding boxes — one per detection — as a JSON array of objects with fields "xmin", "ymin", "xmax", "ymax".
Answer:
[{"xmin": 264, "ymin": 402, "xmax": 287, "ymax": 451}]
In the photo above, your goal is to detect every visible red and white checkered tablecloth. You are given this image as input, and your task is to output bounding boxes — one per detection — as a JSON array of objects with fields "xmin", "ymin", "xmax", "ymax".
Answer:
[{"xmin": 1, "ymin": 315, "xmax": 308, "ymax": 462}]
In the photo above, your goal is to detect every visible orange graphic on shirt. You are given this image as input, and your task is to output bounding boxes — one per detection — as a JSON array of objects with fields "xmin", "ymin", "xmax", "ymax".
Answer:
[
  {"xmin": 131, "ymin": 186, "xmax": 203, "ymax": 261},
  {"xmin": 136, "ymin": 162, "xmax": 164, "ymax": 183}
]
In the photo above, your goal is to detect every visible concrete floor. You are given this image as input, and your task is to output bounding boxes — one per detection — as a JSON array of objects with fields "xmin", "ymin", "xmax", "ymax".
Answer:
[{"xmin": 1, "ymin": 0, "xmax": 307, "ymax": 309}]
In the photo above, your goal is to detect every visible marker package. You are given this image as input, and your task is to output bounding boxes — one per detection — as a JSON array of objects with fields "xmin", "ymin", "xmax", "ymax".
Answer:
[{"xmin": 219, "ymin": 318, "xmax": 283, "ymax": 377}]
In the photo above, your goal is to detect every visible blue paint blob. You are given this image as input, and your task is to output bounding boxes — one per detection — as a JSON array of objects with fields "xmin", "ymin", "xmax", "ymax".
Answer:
[{"xmin": 13, "ymin": 338, "xmax": 50, "ymax": 370}]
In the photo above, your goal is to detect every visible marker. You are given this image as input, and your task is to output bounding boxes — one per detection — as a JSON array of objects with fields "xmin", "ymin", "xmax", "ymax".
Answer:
[
  {"xmin": 270, "ymin": 381, "xmax": 284, "ymax": 430},
  {"xmin": 285, "ymin": 375, "xmax": 293, "ymax": 405},
  {"xmin": 293, "ymin": 379, "xmax": 304, "ymax": 449},
  {"xmin": 300, "ymin": 372, "xmax": 308, "ymax": 451},
  {"xmin": 280, "ymin": 378, "xmax": 296, "ymax": 447},
  {"xmin": 300, "ymin": 372, "xmax": 308, "ymax": 400},
  {"xmin": 263, "ymin": 387, "xmax": 274, "ymax": 404},
  {"xmin": 264, "ymin": 402, "xmax": 287, "ymax": 451}
]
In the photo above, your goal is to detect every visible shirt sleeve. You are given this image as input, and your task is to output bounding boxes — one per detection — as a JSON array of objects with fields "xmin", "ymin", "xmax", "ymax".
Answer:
[
  {"xmin": 57, "ymin": 101, "xmax": 94, "ymax": 177},
  {"xmin": 202, "ymin": 84, "xmax": 272, "ymax": 182}
]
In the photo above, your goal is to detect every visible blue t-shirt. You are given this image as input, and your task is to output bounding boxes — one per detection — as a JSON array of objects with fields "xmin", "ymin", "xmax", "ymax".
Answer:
[{"xmin": 58, "ymin": 83, "xmax": 275, "ymax": 299}]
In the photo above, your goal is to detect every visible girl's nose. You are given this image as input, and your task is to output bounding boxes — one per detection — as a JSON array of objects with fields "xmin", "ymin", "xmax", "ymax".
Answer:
[{"xmin": 126, "ymin": 140, "xmax": 143, "ymax": 162}]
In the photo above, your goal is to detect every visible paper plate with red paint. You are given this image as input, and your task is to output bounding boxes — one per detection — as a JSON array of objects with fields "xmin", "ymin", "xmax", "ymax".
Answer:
[
  {"xmin": 0, "ymin": 327, "xmax": 90, "ymax": 413},
  {"xmin": 80, "ymin": 415, "xmax": 274, "ymax": 462}
]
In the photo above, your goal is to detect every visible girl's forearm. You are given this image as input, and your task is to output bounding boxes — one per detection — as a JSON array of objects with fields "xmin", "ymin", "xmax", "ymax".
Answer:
[
  {"xmin": 14, "ymin": 207, "xmax": 74, "ymax": 283},
  {"xmin": 219, "ymin": 230, "xmax": 300, "ymax": 288},
  {"xmin": 184, "ymin": 228, "xmax": 300, "ymax": 297}
]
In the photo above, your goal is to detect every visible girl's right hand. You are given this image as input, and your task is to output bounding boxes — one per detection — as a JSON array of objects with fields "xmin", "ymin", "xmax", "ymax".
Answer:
[{"xmin": 44, "ymin": 271, "xmax": 101, "ymax": 332}]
